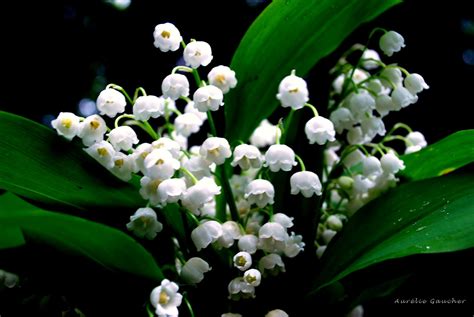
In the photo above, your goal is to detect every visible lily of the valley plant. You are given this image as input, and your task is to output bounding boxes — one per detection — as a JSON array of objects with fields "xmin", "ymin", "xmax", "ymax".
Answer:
[{"xmin": 1, "ymin": 1, "xmax": 473, "ymax": 316}]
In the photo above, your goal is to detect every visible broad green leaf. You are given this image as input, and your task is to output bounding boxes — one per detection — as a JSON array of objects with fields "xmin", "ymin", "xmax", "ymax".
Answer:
[
  {"xmin": 400, "ymin": 130, "xmax": 474, "ymax": 180},
  {"xmin": 0, "ymin": 111, "xmax": 143, "ymax": 211},
  {"xmin": 0, "ymin": 193, "xmax": 163, "ymax": 280},
  {"xmin": 225, "ymin": 0, "xmax": 401, "ymax": 142},
  {"xmin": 310, "ymin": 171, "xmax": 474, "ymax": 294}
]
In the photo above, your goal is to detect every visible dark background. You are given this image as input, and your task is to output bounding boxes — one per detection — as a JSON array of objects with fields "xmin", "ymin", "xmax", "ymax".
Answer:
[{"xmin": 0, "ymin": 0, "xmax": 473, "ymax": 316}]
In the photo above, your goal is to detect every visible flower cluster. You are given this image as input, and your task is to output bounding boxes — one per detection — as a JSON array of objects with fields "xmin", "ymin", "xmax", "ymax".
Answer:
[{"xmin": 51, "ymin": 24, "xmax": 427, "ymax": 316}]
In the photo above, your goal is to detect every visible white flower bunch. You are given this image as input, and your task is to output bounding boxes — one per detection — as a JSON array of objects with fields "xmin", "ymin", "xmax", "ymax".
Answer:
[{"xmin": 51, "ymin": 23, "xmax": 428, "ymax": 317}]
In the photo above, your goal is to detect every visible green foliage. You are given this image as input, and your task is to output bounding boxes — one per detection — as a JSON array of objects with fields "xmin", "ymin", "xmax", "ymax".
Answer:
[
  {"xmin": 400, "ymin": 129, "xmax": 474, "ymax": 180},
  {"xmin": 310, "ymin": 170, "xmax": 474, "ymax": 294},
  {"xmin": 224, "ymin": 0, "xmax": 401, "ymax": 143},
  {"xmin": 0, "ymin": 193, "xmax": 163, "ymax": 280},
  {"xmin": 0, "ymin": 111, "xmax": 143, "ymax": 211}
]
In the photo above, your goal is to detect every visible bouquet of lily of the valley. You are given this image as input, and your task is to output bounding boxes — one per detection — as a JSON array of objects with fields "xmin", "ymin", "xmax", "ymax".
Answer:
[{"xmin": 1, "ymin": 1, "xmax": 473, "ymax": 316}]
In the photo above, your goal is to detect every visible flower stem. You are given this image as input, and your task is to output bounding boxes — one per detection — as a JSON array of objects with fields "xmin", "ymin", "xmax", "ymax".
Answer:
[
  {"xmin": 206, "ymin": 111, "xmax": 218, "ymax": 136},
  {"xmin": 183, "ymin": 293, "xmax": 196, "ymax": 317},
  {"xmin": 106, "ymin": 84, "xmax": 134, "ymax": 105},
  {"xmin": 180, "ymin": 167, "xmax": 199, "ymax": 185},
  {"xmin": 304, "ymin": 103, "xmax": 319, "ymax": 117},
  {"xmin": 295, "ymin": 154, "xmax": 306, "ymax": 171}
]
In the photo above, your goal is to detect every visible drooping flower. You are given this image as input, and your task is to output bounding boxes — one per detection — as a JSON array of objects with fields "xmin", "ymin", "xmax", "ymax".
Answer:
[
  {"xmin": 264, "ymin": 144, "xmax": 297, "ymax": 172},
  {"xmin": 108, "ymin": 126, "xmax": 139, "ymax": 151},
  {"xmin": 404, "ymin": 73, "xmax": 429, "ymax": 95},
  {"xmin": 161, "ymin": 74, "xmax": 190, "ymax": 100},
  {"xmin": 231, "ymin": 144, "xmax": 263, "ymax": 170},
  {"xmin": 244, "ymin": 179, "xmax": 275, "ymax": 208},
  {"xmin": 150, "ymin": 279, "xmax": 183, "ymax": 317},
  {"xmin": 126, "ymin": 207, "xmax": 163, "ymax": 239},
  {"xmin": 380, "ymin": 152, "xmax": 405, "ymax": 174},
  {"xmin": 193, "ymin": 85, "xmax": 224, "ymax": 112},
  {"xmin": 180, "ymin": 257, "xmax": 211, "ymax": 284},
  {"xmin": 191, "ymin": 220, "xmax": 223, "ymax": 251},
  {"xmin": 258, "ymin": 222, "xmax": 289, "ymax": 253},
  {"xmin": 276, "ymin": 72, "xmax": 309, "ymax": 110},
  {"xmin": 243, "ymin": 268, "xmax": 262, "ymax": 287},
  {"xmin": 153, "ymin": 23, "xmax": 183, "ymax": 52},
  {"xmin": 228, "ymin": 277, "xmax": 255, "ymax": 300},
  {"xmin": 379, "ymin": 30, "xmax": 405, "ymax": 57},
  {"xmin": 110, "ymin": 152, "xmax": 138, "ymax": 181},
  {"xmin": 51, "ymin": 112, "xmax": 80, "ymax": 140},
  {"xmin": 200, "ymin": 137, "xmax": 232, "ymax": 165},
  {"xmin": 182, "ymin": 177, "xmax": 221, "ymax": 215},
  {"xmin": 233, "ymin": 251, "xmax": 252, "ymax": 271},
  {"xmin": 78, "ymin": 114, "xmax": 108, "ymax": 146},
  {"xmin": 84, "ymin": 140, "xmax": 116, "ymax": 169},
  {"xmin": 304, "ymin": 116, "xmax": 336, "ymax": 145},
  {"xmin": 183, "ymin": 41, "xmax": 213, "ymax": 68},
  {"xmin": 157, "ymin": 177, "xmax": 187, "ymax": 205},
  {"xmin": 133, "ymin": 95, "xmax": 165, "ymax": 121},
  {"xmin": 290, "ymin": 171, "xmax": 322, "ymax": 197},
  {"xmin": 250, "ymin": 119, "xmax": 281, "ymax": 148},
  {"xmin": 265, "ymin": 309, "xmax": 289, "ymax": 317},
  {"xmin": 207, "ymin": 65, "xmax": 238, "ymax": 93},
  {"xmin": 174, "ymin": 113, "xmax": 203, "ymax": 137},
  {"xmin": 96, "ymin": 88, "xmax": 127, "ymax": 118}
]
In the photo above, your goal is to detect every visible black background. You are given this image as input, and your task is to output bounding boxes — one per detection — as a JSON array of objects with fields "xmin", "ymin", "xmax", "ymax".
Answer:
[{"xmin": 0, "ymin": 0, "xmax": 473, "ymax": 316}]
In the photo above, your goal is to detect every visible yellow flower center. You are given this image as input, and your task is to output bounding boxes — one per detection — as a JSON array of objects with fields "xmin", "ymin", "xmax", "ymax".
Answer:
[
  {"xmin": 155, "ymin": 158, "xmax": 165, "ymax": 166},
  {"xmin": 61, "ymin": 118, "xmax": 72, "ymax": 129},
  {"xmin": 245, "ymin": 275, "xmax": 257, "ymax": 284},
  {"xmin": 97, "ymin": 148, "xmax": 108, "ymax": 157},
  {"xmin": 289, "ymin": 88, "xmax": 299, "ymax": 93},
  {"xmin": 161, "ymin": 30, "xmax": 171, "ymax": 39},
  {"xmin": 90, "ymin": 120, "xmax": 100, "ymax": 130},
  {"xmin": 214, "ymin": 74, "xmax": 226, "ymax": 84},
  {"xmin": 158, "ymin": 291, "xmax": 169, "ymax": 305},
  {"xmin": 208, "ymin": 148, "xmax": 220, "ymax": 157},
  {"xmin": 115, "ymin": 159, "xmax": 124, "ymax": 168},
  {"xmin": 236, "ymin": 255, "xmax": 247, "ymax": 267}
]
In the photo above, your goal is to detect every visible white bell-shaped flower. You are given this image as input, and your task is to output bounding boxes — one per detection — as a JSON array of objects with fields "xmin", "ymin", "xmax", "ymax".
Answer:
[
  {"xmin": 290, "ymin": 171, "xmax": 322, "ymax": 197},
  {"xmin": 250, "ymin": 119, "xmax": 281, "ymax": 148},
  {"xmin": 379, "ymin": 30, "xmax": 405, "ymax": 57},
  {"xmin": 405, "ymin": 131, "xmax": 427, "ymax": 154},
  {"xmin": 391, "ymin": 86, "xmax": 418, "ymax": 108},
  {"xmin": 375, "ymin": 94, "xmax": 396, "ymax": 116},
  {"xmin": 144, "ymin": 149, "xmax": 180, "ymax": 180},
  {"xmin": 316, "ymin": 245, "xmax": 327, "ymax": 258},
  {"xmin": 150, "ymin": 279, "xmax": 183, "ymax": 317},
  {"xmin": 161, "ymin": 74, "xmax": 190, "ymax": 100},
  {"xmin": 184, "ymin": 101, "xmax": 207, "ymax": 122},
  {"xmin": 231, "ymin": 144, "xmax": 263, "ymax": 170},
  {"xmin": 207, "ymin": 65, "xmax": 238, "ymax": 93},
  {"xmin": 322, "ymin": 229, "xmax": 337, "ymax": 244},
  {"xmin": 330, "ymin": 107, "xmax": 354, "ymax": 134},
  {"xmin": 347, "ymin": 126, "xmax": 366, "ymax": 145},
  {"xmin": 216, "ymin": 221, "xmax": 242, "ymax": 249},
  {"xmin": 78, "ymin": 114, "xmax": 108, "ymax": 146},
  {"xmin": 343, "ymin": 149, "xmax": 365, "ymax": 168},
  {"xmin": 284, "ymin": 232, "xmax": 305, "ymax": 258},
  {"xmin": 108, "ymin": 126, "xmax": 139, "ymax": 151},
  {"xmin": 84, "ymin": 140, "xmax": 115, "ymax": 169},
  {"xmin": 362, "ymin": 156, "xmax": 383, "ymax": 178},
  {"xmin": 238, "ymin": 234, "xmax": 259, "ymax": 254},
  {"xmin": 183, "ymin": 40, "xmax": 213, "ymax": 68},
  {"xmin": 96, "ymin": 88, "xmax": 126, "ymax": 118},
  {"xmin": 326, "ymin": 215, "xmax": 343, "ymax": 231},
  {"xmin": 347, "ymin": 305, "xmax": 364, "ymax": 317},
  {"xmin": 181, "ymin": 156, "xmax": 213, "ymax": 183},
  {"xmin": 305, "ymin": 116, "xmax": 336, "ymax": 145},
  {"xmin": 133, "ymin": 143, "xmax": 153, "ymax": 174},
  {"xmin": 193, "ymin": 85, "xmax": 224, "ymax": 112},
  {"xmin": 361, "ymin": 116, "xmax": 386, "ymax": 140},
  {"xmin": 157, "ymin": 177, "xmax": 187, "ymax": 205},
  {"xmin": 51, "ymin": 112, "xmax": 80, "ymax": 140},
  {"xmin": 258, "ymin": 254, "xmax": 286, "ymax": 276},
  {"xmin": 174, "ymin": 113, "xmax": 203, "ymax": 137},
  {"xmin": 133, "ymin": 95, "xmax": 164, "ymax": 121},
  {"xmin": 264, "ymin": 144, "xmax": 297, "ymax": 172},
  {"xmin": 245, "ymin": 179, "xmax": 275, "ymax": 207},
  {"xmin": 191, "ymin": 220, "xmax": 223, "ymax": 251},
  {"xmin": 349, "ymin": 91, "xmax": 376, "ymax": 122},
  {"xmin": 200, "ymin": 137, "xmax": 232, "ymax": 165},
  {"xmin": 380, "ymin": 152, "xmax": 405, "ymax": 174},
  {"xmin": 243, "ymin": 269, "xmax": 261, "ymax": 287},
  {"xmin": 180, "ymin": 257, "xmax": 211, "ymax": 284},
  {"xmin": 110, "ymin": 152, "xmax": 138, "ymax": 181},
  {"xmin": 361, "ymin": 49, "xmax": 381, "ymax": 70},
  {"xmin": 221, "ymin": 313, "xmax": 242, "ymax": 317},
  {"xmin": 272, "ymin": 213, "xmax": 294, "ymax": 229},
  {"xmin": 380, "ymin": 67, "xmax": 403, "ymax": 87},
  {"xmin": 276, "ymin": 73, "xmax": 309, "ymax": 110},
  {"xmin": 139, "ymin": 176, "xmax": 162, "ymax": 206},
  {"xmin": 233, "ymin": 251, "xmax": 252, "ymax": 271},
  {"xmin": 265, "ymin": 309, "xmax": 289, "ymax": 317},
  {"xmin": 228, "ymin": 277, "xmax": 255, "ymax": 300},
  {"xmin": 126, "ymin": 207, "xmax": 163, "ymax": 240},
  {"xmin": 182, "ymin": 177, "xmax": 221, "ymax": 215},
  {"xmin": 152, "ymin": 137, "xmax": 181, "ymax": 159},
  {"xmin": 230, "ymin": 175, "xmax": 251, "ymax": 198},
  {"xmin": 404, "ymin": 73, "xmax": 429, "ymax": 95},
  {"xmin": 153, "ymin": 23, "xmax": 183, "ymax": 52},
  {"xmin": 258, "ymin": 222, "xmax": 289, "ymax": 253}
]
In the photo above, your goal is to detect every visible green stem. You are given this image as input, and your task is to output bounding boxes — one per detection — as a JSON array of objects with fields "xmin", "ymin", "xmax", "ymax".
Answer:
[
  {"xmin": 295, "ymin": 154, "xmax": 306, "ymax": 171},
  {"xmin": 114, "ymin": 114, "xmax": 135, "ymax": 129},
  {"xmin": 279, "ymin": 109, "xmax": 294, "ymax": 144},
  {"xmin": 106, "ymin": 84, "xmax": 134, "ymax": 105},
  {"xmin": 183, "ymin": 293, "xmax": 196, "ymax": 317},
  {"xmin": 206, "ymin": 111, "xmax": 218, "ymax": 136},
  {"xmin": 304, "ymin": 103, "xmax": 319, "ymax": 117},
  {"xmin": 133, "ymin": 87, "xmax": 147, "ymax": 102},
  {"xmin": 180, "ymin": 167, "xmax": 198, "ymax": 184},
  {"xmin": 192, "ymin": 69, "xmax": 204, "ymax": 88},
  {"xmin": 217, "ymin": 164, "xmax": 239, "ymax": 223},
  {"xmin": 172, "ymin": 65, "xmax": 193, "ymax": 74}
]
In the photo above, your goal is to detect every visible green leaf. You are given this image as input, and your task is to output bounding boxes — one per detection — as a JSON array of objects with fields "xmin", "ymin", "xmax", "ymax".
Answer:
[
  {"xmin": 224, "ymin": 0, "xmax": 401, "ymax": 142},
  {"xmin": 0, "ymin": 193, "xmax": 163, "ymax": 281},
  {"xmin": 400, "ymin": 130, "xmax": 474, "ymax": 180},
  {"xmin": 310, "ymin": 171, "xmax": 474, "ymax": 294},
  {"xmin": 0, "ymin": 111, "xmax": 143, "ymax": 211}
]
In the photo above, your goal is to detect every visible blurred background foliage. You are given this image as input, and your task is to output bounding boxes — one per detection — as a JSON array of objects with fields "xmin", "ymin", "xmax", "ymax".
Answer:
[{"xmin": 0, "ymin": 0, "xmax": 473, "ymax": 316}]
